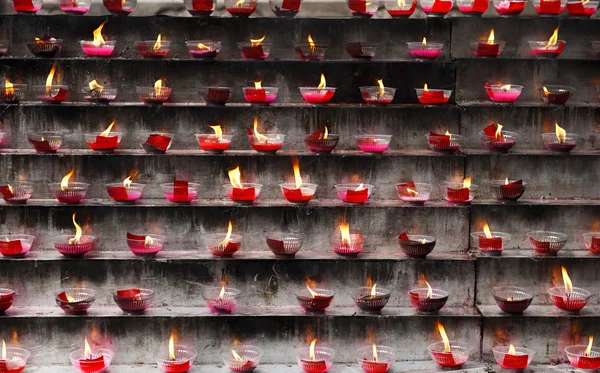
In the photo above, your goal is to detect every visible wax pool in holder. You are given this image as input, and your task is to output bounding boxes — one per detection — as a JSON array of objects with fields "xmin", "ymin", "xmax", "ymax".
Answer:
[
  {"xmin": 184, "ymin": 0, "xmax": 214, "ymax": 16},
  {"xmin": 441, "ymin": 177, "xmax": 478, "ymax": 203},
  {"xmin": 12, "ymin": 0, "xmax": 42, "ymax": 13},
  {"xmin": 27, "ymin": 35, "xmax": 63, "ymax": 57},
  {"xmin": 471, "ymin": 30, "xmax": 505, "ymax": 57},
  {"xmin": 398, "ymin": 232, "xmax": 436, "ymax": 258},
  {"xmin": 54, "ymin": 213, "xmax": 95, "ymax": 257},
  {"xmin": 493, "ymin": 0, "xmax": 526, "ymax": 14},
  {"xmin": 485, "ymin": 82, "xmax": 523, "ymax": 103},
  {"xmin": 305, "ymin": 127, "xmax": 339, "ymax": 154},
  {"xmin": 28, "ymin": 132, "xmax": 63, "ymax": 153},
  {"xmin": 142, "ymin": 132, "xmax": 173, "ymax": 153},
  {"xmin": 456, "ymin": 0, "xmax": 488, "ymax": 14},
  {"xmin": 356, "ymin": 135, "xmax": 392, "ymax": 153},
  {"xmin": 418, "ymin": 0, "xmax": 454, "ymax": 15},
  {"xmin": 0, "ymin": 234, "xmax": 34, "ymax": 258},
  {"xmin": 225, "ymin": 0, "xmax": 257, "ymax": 16},
  {"xmin": 416, "ymin": 84, "xmax": 452, "ymax": 105},
  {"xmin": 280, "ymin": 157, "xmax": 317, "ymax": 204},
  {"xmin": 480, "ymin": 123, "xmax": 517, "ymax": 153},
  {"xmin": 33, "ymin": 64, "xmax": 69, "ymax": 104},
  {"xmin": 243, "ymin": 81, "xmax": 278, "ymax": 105},
  {"xmin": 106, "ymin": 175, "xmax": 144, "ymax": 202},
  {"xmin": 542, "ymin": 122, "xmax": 577, "ymax": 153},
  {"xmin": 360, "ymin": 79, "xmax": 396, "ymax": 105},
  {"xmin": 356, "ymin": 344, "xmax": 397, "ymax": 373},
  {"xmin": 492, "ymin": 344, "xmax": 535, "ymax": 371},
  {"xmin": 296, "ymin": 282, "xmax": 334, "ymax": 312},
  {"xmin": 408, "ymin": 38, "xmax": 443, "ymax": 60},
  {"xmin": 470, "ymin": 223, "xmax": 511, "ymax": 256},
  {"xmin": 385, "ymin": 0, "xmax": 417, "ymax": 16},
  {"xmin": 582, "ymin": 232, "xmax": 600, "ymax": 254},
  {"xmin": 137, "ymin": 34, "xmax": 170, "ymax": 58},
  {"xmin": 49, "ymin": 169, "xmax": 89, "ymax": 204},
  {"xmin": 103, "ymin": 0, "xmax": 136, "ymax": 15},
  {"xmin": 297, "ymin": 339, "xmax": 335, "ymax": 373},
  {"xmin": 330, "ymin": 222, "xmax": 363, "ymax": 257},
  {"xmin": 202, "ymin": 282, "xmax": 242, "ymax": 312},
  {"xmin": 186, "ymin": 41, "xmax": 221, "ymax": 59},
  {"xmin": 351, "ymin": 283, "xmax": 391, "ymax": 313},
  {"xmin": 410, "ymin": 276, "xmax": 448, "ymax": 313},
  {"xmin": 248, "ymin": 118, "xmax": 284, "ymax": 153},
  {"xmin": 346, "ymin": 42, "xmax": 376, "ymax": 59},
  {"xmin": 81, "ymin": 23, "xmax": 115, "ymax": 57},
  {"xmin": 85, "ymin": 119, "xmax": 122, "ymax": 152},
  {"xmin": 0, "ymin": 289, "xmax": 15, "ymax": 313},
  {"xmin": 491, "ymin": 178, "xmax": 525, "ymax": 202},
  {"xmin": 347, "ymin": 0, "xmax": 378, "ymax": 16},
  {"xmin": 60, "ymin": 0, "xmax": 91, "ymax": 14},
  {"xmin": 427, "ymin": 131, "xmax": 462, "ymax": 152},
  {"xmin": 224, "ymin": 346, "xmax": 263, "ymax": 373},
  {"xmin": 396, "ymin": 182, "xmax": 432, "ymax": 205},
  {"xmin": 70, "ymin": 337, "xmax": 113, "ymax": 373},
  {"xmin": 548, "ymin": 266, "xmax": 591, "ymax": 312},
  {"xmin": 225, "ymin": 167, "xmax": 262, "ymax": 203},
  {"xmin": 492, "ymin": 286, "xmax": 534, "ymax": 314},
  {"xmin": 126, "ymin": 232, "xmax": 166, "ymax": 257},
  {"xmin": 335, "ymin": 183, "xmax": 373, "ymax": 204},
  {"xmin": 83, "ymin": 80, "xmax": 117, "ymax": 104},
  {"xmin": 295, "ymin": 35, "xmax": 328, "ymax": 61},
  {"xmin": 565, "ymin": 335, "xmax": 600, "ymax": 370},
  {"xmin": 428, "ymin": 323, "xmax": 471, "ymax": 368},
  {"xmin": 528, "ymin": 231, "xmax": 567, "ymax": 255},
  {"xmin": 270, "ymin": 0, "xmax": 302, "ymax": 16},
  {"xmin": 137, "ymin": 79, "xmax": 171, "ymax": 105},
  {"xmin": 566, "ymin": 0, "xmax": 599, "ymax": 15},
  {"xmin": 156, "ymin": 335, "xmax": 197, "ymax": 373},
  {"xmin": 238, "ymin": 35, "xmax": 271, "ymax": 60},
  {"xmin": 203, "ymin": 220, "xmax": 243, "ymax": 256},
  {"xmin": 300, "ymin": 74, "xmax": 336, "ymax": 104},
  {"xmin": 266, "ymin": 231, "xmax": 304, "ymax": 257},
  {"xmin": 161, "ymin": 180, "xmax": 200, "ymax": 203},
  {"xmin": 1, "ymin": 78, "xmax": 27, "ymax": 104},
  {"xmin": 542, "ymin": 85, "xmax": 573, "ymax": 105},
  {"xmin": 113, "ymin": 288, "xmax": 154, "ymax": 313},
  {"xmin": 529, "ymin": 28, "xmax": 565, "ymax": 58},
  {"xmin": 200, "ymin": 86, "xmax": 231, "ymax": 105},
  {"xmin": 196, "ymin": 125, "xmax": 232, "ymax": 152},
  {"xmin": 55, "ymin": 288, "xmax": 96, "ymax": 314},
  {"xmin": 0, "ymin": 339, "xmax": 31, "ymax": 373},
  {"xmin": 533, "ymin": 0, "xmax": 566, "ymax": 14},
  {"xmin": 0, "ymin": 181, "xmax": 34, "ymax": 204}
]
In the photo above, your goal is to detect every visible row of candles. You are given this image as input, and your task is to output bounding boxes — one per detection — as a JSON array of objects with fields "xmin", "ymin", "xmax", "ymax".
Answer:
[
  {"xmin": 0, "ymin": 28, "xmax": 581, "ymax": 61},
  {"xmin": 8, "ymin": 0, "xmax": 600, "ymax": 18}
]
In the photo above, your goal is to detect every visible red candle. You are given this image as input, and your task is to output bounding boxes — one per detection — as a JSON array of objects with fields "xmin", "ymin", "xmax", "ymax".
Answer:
[
  {"xmin": 386, "ymin": 0, "xmax": 416, "ymax": 16},
  {"xmin": 172, "ymin": 180, "xmax": 189, "ymax": 202},
  {"xmin": 458, "ymin": 0, "xmax": 488, "ymax": 13},
  {"xmin": 494, "ymin": 0, "xmax": 526, "ymax": 14},
  {"xmin": 500, "ymin": 179, "xmax": 524, "ymax": 199},
  {"xmin": 501, "ymin": 352, "xmax": 528, "ymax": 369},
  {"xmin": 12, "ymin": 0, "xmax": 41, "ymax": 12},
  {"xmin": 566, "ymin": 0, "xmax": 597, "ymax": 15},
  {"xmin": 535, "ymin": 0, "xmax": 563, "ymax": 13},
  {"xmin": 143, "ymin": 133, "xmax": 172, "ymax": 153},
  {"xmin": 196, "ymin": 131, "xmax": 231, "ymax": 152},
  {"xmin": 447, "ymin": 187, "xmax": 470, "ymax": 202},
  {"xmin": 103, "ymin": 0, "xmax": 134, "ymax": 14}
]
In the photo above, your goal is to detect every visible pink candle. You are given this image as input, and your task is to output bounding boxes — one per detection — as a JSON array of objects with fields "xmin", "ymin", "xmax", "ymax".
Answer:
[{"xmin": 81, "ymin": 44, "xmax": 115, "ymax": 57}]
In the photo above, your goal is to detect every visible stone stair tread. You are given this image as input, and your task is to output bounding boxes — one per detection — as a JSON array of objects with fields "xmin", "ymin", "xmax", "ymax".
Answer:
[
  {"xmin": 478, "ymin": 304, "xmax": 600, "ymax": 318},
  {"xmin": 476, "ymin": 250, "xmax": 600, "ymax": 259},
  {"xmin": 462, "ymin": 149, "xmax": 600, "ymax": 156},
  {"xmin": 2, "ymin": 305, "xmax": 481, "ymax": 318},
  {"xmin": 457, "ymin": 101, "xmax": 600, "ymax": 108},
  {"xmin": 472, "ymin": 198, "xmax": 600, "ymax": 206}
]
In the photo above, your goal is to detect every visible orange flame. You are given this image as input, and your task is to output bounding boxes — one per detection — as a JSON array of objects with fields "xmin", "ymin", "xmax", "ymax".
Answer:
[
  {"xmin": 253, "ymin": 117, "xmax": 268, "ymax": 142},
  {"xmin": 318, "ymin": 74, "xmax": 326, "ymax": 89},
  {"xmin": 4, "ymin": 77, "xmax": 14, "ymax": 95},
  {"xmin": 339, "ymin": 222, "xmax": 351, "ymax": 245},
  {"xmin": 154, "ymin": 79, "xmax": 163, "ymax": 96},
  {"xmin": 562, "ymin": 266, "xmax": 573, "ymax": 294},
  {"xmin": 232, "ymin": 349, "xmax": 244, "ymax": 361},
  {"xmin": 100, "ymin": 119, "xmax": 115, "ymax": 137},
  {"xmin": 68, "ymin": 213, "xmax": 82, "ymax": 245},
  {"xmin": 555, "ymin": 122, "xmax": 567, "ymax": 143},
  {"xmin": 46, "ymin": 63, "xmax": 57, "ymax": 95},
  {"xmin": 210, "ymin": 125, "xmax": 223, "ymax": 141},
  {"xmin": 437, "ymin": 322, "xmax": 451, "ymax": 353},
  {"xmin": 153, "ymin": 34, "xmax": 163, "ymax": 52},
  {"xmin": 543, "ymin": 86, "xmax": 549, "ymax": 96},
  {"xmin": 92, "ymin": 22, "xmax": 106, "ymax": 47},
  {"xmin": 250, "ymin": 35, "xmax": 266, "ymax": 47},
  {"xmin": 308, "ymin": 35, "xmax": 315, "ymax": 49},
  {"xmin": 370, "ymin": 283, "xmax": 377, "ymax": 300},
  {"xmin": 463, "ymin": 177, "xmax": 472, "ymax": 189},
  {"xmin": 586, "ymin": 335, "xmax": 594, "ymax": 357},
  {"xmin": 309, "ymin": 338, "xmax": 317, "ymax": 361},
  {"xmin": 84, "ymin": 337, "xmax": 92, "ymax": 358},
  {"xmin": 60, "ymin": 169, "xmax": 74, "ymax": 191},
  {"xmin": 508, "ymin": 344, "xmax": 516, "ymax": 355},
  {"xmin": 495, "ymin": 123, "xmax": 503, "ymax": 139},
  {"xmin": 372, "ymin": 343, "xmax": 378, "ymax": 361},
  {"xmin": 422, "ymin": 37, "xmax": 427, "ymax": 46},
  {"xmin": 487, "ymin": 29, "xmax": 495, "ymax": 44},
  {"xmin": 292, "ymin": 156, "xmax": 303, "ymax": 189},
  {"xmin": 219, "ymin": 220, "xmax": 233, "ymax": 247},
  {"xmin": 544, "ymin": 28, "xmax": 559, "ymax": 49},
  {"xmin": 483, "ymin": 223, "xmax": 492, "ymax": 238},
  {"xmin": 228, "ymin": 167, "xmax": 243, "ymax": 189},
  {"xmin": 169, "ymin": 334, "xmax": 176, "ymax": 360},
  {"xmin": 88, "ymin": 79, "xmax": 104, "ymax": 93}
]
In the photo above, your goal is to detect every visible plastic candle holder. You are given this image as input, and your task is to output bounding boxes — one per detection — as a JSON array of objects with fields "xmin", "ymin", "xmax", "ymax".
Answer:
[
  {"xmin": 350, "ymin": 286, "xmax": 391, "ymax": 312},
  {"xmin": 428, "ymin": 341, "xmax": 471, "ymax": 368},
  {"xmin": 85, "ymin": 132, "xmax": 123, "ymax": 152},
  {"xmin": 27, "ymin": 38, "xmax": 63, "ymax": 57},
  {"xmin": 398, "ymin": 234, "xmax": 436, "ymax": 258},
  {"xmin": 541, "ymin": 85, "xmax": 573, "ymax": 104},
  {"xmin": 479, "ymin": 130, "xmax": 518, "ymax": 153},
  {"xmin": 136, "ymin": 40, "xmax": 170, "ymax": 58},
  {"xmin": 527, "ymin": 231, "xmax": 567, "ymax": 255},
  {"xmin": 490, "ymin": 179, "xmax": 526, "ymax": 201},
  {"xmin": 304, "ymin": 133, "xmax": 339, "ymax": 154},
  {"xmin": 238, "ymin": 41, "xmax": 272, "ymax": 60},
  {"xmin": 223, "ymin": 345, "xmax": 264, "ymax": 372},
  {"xmin": 280, "ymin": 183, "xmax": 317, "ymax": 204},
  {"xmin": 492, "ymin": 286, "xmax": 534, "ymax": 314},
  {"xmin": 243, "ymin": 87, "xmax": 278, "ymax": 105},
  {"xmin": 565, "ymin": 345, "xmax": 600, "ymax": 370},
  {"xmin": 541, "ymin": 132, "xmax": 578, "ymax": 152},
  {"xmin": 385, "ymin": 0, "xmax": 417, "ymax": 16},
  {"xmin": 82, "ymin": 86, "xmax": 117, "ymax": 104},
  {"xmin": 160, "ymin": 182, "xmax": 200, "ymax": 203},
  {"xmin": 347, "ymin": 0, "xmax": 378, "ymax": 16},
  {"xmin": 485, "ymin": 84, "xmax": 523, "ymax": 102},
  {"xmin": 184, "ymin": 0, "xmax": 214, "ymax": 15},
  {"xmin": 360, "ymin": 87, "xmax": 396, "ymax": 105},
  {"xmin": 582, "ymin": 232, "xmax": 600, "ymax": 254},
  {"xmin": 0, "ymin": 234, "xmax": 34, "ymax": 258},
  {"xmin": 566, "ymin": 0, "xmax": 599, "ymax": 15},
  {"xmin": 0, "ymin": 40, "xmax": 7, "ymax": 56},
  {"xmin": 295, "ymin": 288, "xmax": 334, "ymax": 312},
  {"xmin": 356, "ymin": 345, "xmax": 397, "ymax": 373},
  {"xmin": 396, "ymin": 182, "xmax": 432, "ymax": 205},
  {"xmin": 248, "ymin": 134, "xmax": 284, "ymax": 153},
  {"xmin": 407, "ymin": 42, "xmax": 444, "ymax": 59},
  {"xmin": 426, "ymin": 133, "xmax": 462, "ymax": 152},
  {"xmin": 200, "ymin": 87, "xmax": 231, "ymax": 105},
  {"xmin": 157, "ymin": 346, "xmax": 197, "ymax": 373},
  {"xmin": 470, "ymin": 40, "xmax": 506, "ymax": 57},
  {"xmin": 355, "ymin": 135, "xmax": 392, "ymax": 153},
  {"xmin": 418, "ymin": 0, "xmax": 455, "ymax": 15},
  {"xmin": 416, "ymin": 89, "xmax": 452, "ymax": 105},
  {"xmin": 28, "ymin": 132, "xmax": 63, "ymax": 153},
  {"xmin": 548, "ymin": 286, "xmax": 591, "ymax": 312},
  {"xmin": 54, "ymin": 234, "xmax": 95, "ymax": 257},
  {"xmin": 126, "ymin": 233, "xmax": 166, "ymax": 257},
  {"xmin": 529, "ymin": 40, "xmax": 565, "ymax": 58},
  {"xmin": 345, "ymin": 42, "xmax": 376, "ymax": 59},
  {"xmin": 70, "ymin": 348, "xmax": 113, "ymax": 373},
  {"xmin": 59, "ymin": 0, "xmax": 91, "ymax": 14},
  {"xmin": 196, "ymin": 133, "xmax": 233, "ymax": 152},
  {"xmin": 113, "ymin": 288, "xmax": 153, "ymax": 313},
  {"xmin": 142, "ymin": 133, "xmax": 173, "ymax": 154},
  {"xmin": 299, "ymin": 87, "xmax": 336, "ymax": 104},
  {"xmin": 49, "ymin": 182, "xmax": 89, "ymax": 204},
  {"xmin": 225, "ymin": 0, "xmax": 257, "ymax": 16},
  {"xmin": 103, "ymin": 0, "xmax": 136, "ymax": 14},
  {"xmin": 136, "ymin": 86, "xmax": 172, "ymax": 105},
  {"xmin": 0, "ymin": 288, "xmax": 15, "ymax": 313},
  {"xmin": 0, "ymin": 346, "xmax": 30, "ymax": 372},
  {"xmin": 470, "ymin": 231, "xmax": 511, "ymax": 256},
  {"xmin": 80, "ymin": 41, "xmax": 116, "ymax": 57},
  {"xmin": 186, "ymin": 41, "xmax": 221, "ymax": 59},
  {"xmin": 334, "ymin": 183, "xmax": 373, "ymax": 204},
  {"xmin": 266, "ymin": 232, "xmax": 305, "ymax": 257},
  {"xmin": 296, "ymin": 346, "xmax": 335, "ymax": 373},
  {"xmin": 270, "ymin": 0, "xmax": 302, "ymax": 16},
  {"xmin": 202, "ymin": 286, "xmax": 241, "ymax": 312},
  {"xmin": 202, "ymin": 233, "xmax": 243, "ymax": 256},
  {"xmin": 0, "ymin": 181, "xmax": 34, "ymax": 204},
  {"xmin": 456, "ymin": 0, "xmax": 489, "ymax": 13},
  {"xmin": 441, "ymin": 181, "xmax": 478, "ymax": 204},
  {"xmin": 493, "ymin": 0, "xmax": 526, "ymax": 14},
  {"xmin": 294, "ymin": 42, "xmax": 328, "ymax": 61},
  {"xmin": 33, "ymin": 85, "xmax": 69, "ymax": 104},
  {"xmin": 106, "ymin": 183, "xmax": 144, "ymax": 202},
  {"xmin": 224, "ymin": 183, "xmax": 262, "ymax": 203},
  {"xmin": 492, "ymin": 346, "xmax": 535, "ymax": 371},
  {"xmin": 12, "ymin": 0, "xmax": 42, "ymax": 13},
  {"xmin": 532, "ymin": 0, "xmax": 566, "ymax": 13},
  {"xmin": 55, "ymin": 288, "xmax": 96, "ymax": 314},
  {"xmin": 330, "ymin": 233, "xmax": 363, "ymax": 257},
  {"xmin": 409, "ymin": 288, "xmax": 448, "ymax": 313}
]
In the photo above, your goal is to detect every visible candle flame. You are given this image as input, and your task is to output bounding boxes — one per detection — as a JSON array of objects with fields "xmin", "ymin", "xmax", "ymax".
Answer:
[
  {"xmin": 61, "ymin": 169, "xmax": 74, "ymax": 191},
  {"xmin": 397, "ymin": 0, "xmax": 405, "ymax": 6},
  {"xmin": 68, "ymin": 213, "xmax": 82, "ymax": 245},
  {"xmin": 100, "ymin": 119, "xmax": 115, "ymax": 137},
  {"xmin": 84, "ymin": 337, "xmax": 92, "ymax": 358},
  {"xmin": 253, "ymin": 117, "xmax": 268, "ymax": 142},
  {"xmin": 92, "ymin": 22, "xmax": 106, "ymax": 47},
  {"xmin": 309, "ymin": 338, "xmax": 317, "ymax": 360},
  {"xmin": 495, "ymin": 123, "xmax": 503, "ymax": 139},
  {"xmin": 197, "ymin": 42, "xmax": 209, "ymax": 50},
  {"xmin": 508, "ymin": 344, "xmax": 516, "ymax": 355},
  {"xmin": 372, "ymin": 343, "xmax": 378, "ymax": 362},
  {"xmin": 377, "ymin": 79, "xmax": 385, "ymax": 96},
  {"xmin": 323, "ymin": 126, "xmax": 328, "ymax": 140},
  {"xmin": 407, "ymin": 188, "xmax": 419, "ymax": 195},
  {"xmin": 306, "ymin": 284, "xmax": 318, "ymax": 298},
  {"xmin": 483, "ymin": 223, "xmax": 492, "ymax": 238},
  {"xmin": 218, "ymin": 284, "xmax": 226, "ymax": 300},
  {"xmin": 355, "ymin": 183, "xmax": 364, "ymax": 191},
  {"xmin": 2, "ymin": 340, "xmax": 5, "ymax": 360},
  {"xmin": 437, "ymin": 322, "xmax": 451, "ymax": 353},
  {"xmin": 463, "ymin": 177, "xmax": 472, "ymax": 189},
  {"xmin": 544, "ymin": 28, "xmax": 559, "ymax": 49},
  {"xmin": 445, "ymin": 130, "xmax": 451, "ymax": 140},
  {"xmin": 154, "ymin": 79, "xmax": 163, "ymax": 96},
  {"xmin": 220, "ymin": 220, "xmax": 233, "ymax": 246},
  {"xmin": 123, "ymin": 176, "xmax": 132, "ymax": 188},
  {"xmin": 555, "ymin": 122, "xmax": 567, "ymax": 143},
  {"xmin": 144, "ymin": 235, "xmax": 154, "ymax": 246},
  {"xmin": 234, "ymin": 0, "xmax": 244, "ymax": 5},
  {"xmin": 340, "ymin": 222, "xmax": 351, "ymax": 245},
  {"xmin": 562, "ymin": 266, "xmax": 573, "ymax": 295},
  {"xmin": 153, "ymin": 34, "xmax": 162, "ymax": 52},
  {"xmin": 318, "ymin": 74, "xmax": 326, "ymax": 89},
  {"xmin": 254, "ymin": 81, "xmax": 262, "ymax": 89},
  {"xmin": 487, "ymin": 29, "xmax": 495, "ymax": 44},
  {"xmin": 292, "ymin": 156, "xmax": 303, "ymax": 189},
  {"xmin": 501, "ymin": 84, "xmax": 511, "ymax": 91},
  {"xmin": 250, "ymin": 35, "xmax": 266, "ymax": 47},
  {"xmin": 422, "ymin": 37, "xmax": 427, "ymax": 46},
  {"xmin": 586, "ymin": 335, "xmax": 594, "ymax": 357},
  {"xmin": 169, "ymin": 334, "xmax": 176, "ymax": 360},
  {"xmin": 426, "ymin": 279, "xmax": 433, "ymax": 298},
  {"xmin": 232, "ymin": 349, "xmax": 244, "ymax": 362},
  {"xmin": 228, "ymin": 167, "xmax": 244, "ymax": 189},
  {"xmin": 88, "ymin": 79, "xmax": 104, "ymax": 93},
  {"xmin": 46, "ymin": 63, "xmax": 57, "ymax": 95},
  {"xmin": 210, "ymin": 125, "xmax": 223, "ymax": 141},
  {"xmin": 505, "ymin": 177, "xmax": 510, "ymax": 185},
  {"xmin": 424, "ymin": 83, "xmax": 428, "ymax": 91},
  {"xmin": 67, "ymin": 294, "xmax": 76, "ymax": 302},
  {"xmin": 308, "ymin": 34, "xmax": 315, "ymax": 49},
  {"xmin": 4, "ymin": 77, "xmax": 14, "ymax": 95},
  {"xmin": 370, "ymin": 283, "xmax": 377, "ymax": 300},
  {"xmin": 543, "ymin": 86, "xmax": 549, "ymax": 96},
  {"xmin": 6, "ymin": 184, "xmax": 13, "ymax": 195}
]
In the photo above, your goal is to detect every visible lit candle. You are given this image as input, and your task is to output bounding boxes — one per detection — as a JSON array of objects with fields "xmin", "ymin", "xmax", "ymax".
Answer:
[
  {"xmin": 493, "ymin": 0, "xmax": 526, "ymax": 15},
  {"xmin": 202, "ymin": 276, "xmax": 241, "ymax": 311},
  {"xmin": 80, "ymin": 22, "xmax": 115, "ymax": 57},
  {"xmin": 473, "ymin": 29, "xmax": 504, "ymax": 57},
  {"xmin": 296, "ymin": 281, "xmax": 334, "ymax": 312},
  {"xmin": 143, "ymin": 132, "xmax": 173, "ymax": 153},
  {"xmin": 12, "ymin": 0, "xmax": 42, "ymax": 13},
  {"xmin": 542, "ymin": 85, "xmax": 572, "ymax": 105},
  {"xmin": 85, "ymin": 119, "xmax": 121, "ymax": 152},
  {"xmin": 187, "ymin": 41, "xmax": 221, "ymax": 59},
  {"xmin": 103, "ymin": 0, "xmax": 135, "ymax": 15},
  {"xmin": 156, "ymin": 334, "xmax": 196, "ymax": 373},
  {"xmin": 548, "ymin": 266, "xmax": 591, "ymax": 311},
  {"xmin": 75, "ymin": 337, "xmax": 110, "ymax": 372},
  {"xmin": 137, "ymin": 79, "xmax": 172, "ymax": 105},
  {"xmin": 485, "ymin": 82, "xmax": 523, "ymax": 102},
  {"xmin": 474, "ymin": 223, "xmax": 508, "ymax": 256},
  {"xmin": 280, "ymin": 156, "xmax": 317, "ymax": 204},
  {"xmin": 204, "ymin": 220, "xmax": 243, "ymax": 257},
  {"xmin": 83, "ymin": 79, "xmax": 117, "ymax": 104},
  {"xmin": 480, "ymin": 123, "xmax": 517, "ymax": 153},
  {"xmin": 49, "ymin": 169, "xmax": 90, "ymax": 204},
  {"xmin": 36, "ymin": 63, "xmax": 69, "ymax": 103},
  {"xmin": 427, "ymin": 130, "xmax": 461, "ymax": 152},
  {"xmin": 495, "ymin": 177, "xmax": 525, "ymax": 201},
  {"xmin": 360, "ymin": 79, "xmax": 395, "ymax": 105},
  {"xmin": 137, "ymin": 34, "xmax": 170, "ymax": 58},
  {"xmin": 409, "ymin": 275, "xmax": 448, "ymax": 313},
  {"xmin": 126, "ymin": 232, "xmax": 165, "ymax": 257},
  {"xmin": 492, "ymin": 286, "xmax": 534, "ymax": 314},
  {"xmin": 54, "ymin": 213, "xmax": 95, "ymax": 257},
  {"xmin": 225, "ymin": 166, "xmax": 262, "ymax": 203},
  {"xmin": 566, "ymin": 0, "xmax": 599, "ymax": 16},
  {"xmin": 542, "ymin": 122, "xmax": 577, "ymax": 153},
  {"xmin": 304, "ymin": 127, "xmax": 339, "ymax": 154},
  {"xmin": 352, "ymin": 282, "xmax": 391, "ymax": 312},
  {"xmin": 334, "ymin": 183, "xmax": 372, "ymax": 204},
  {"xmin": 534, "ymin": 0, "xmax": 565, "ymax": 14},
  {"xmin": 529, "ymin": 28, "xmax": 565, "ymax": 57},
  {"xmin": 444, "ymin": 177, "xmax": 476, "ymax": 203},
  {"xmin": 358, "ymin": 344, "xmax": 391, "ymax": 373},
  {"xmin": 297, "ymin": 338, "xmax": 335, "ymax": 373},
  {"xmin": 239, "ymin": 35, "xmax": 270, "ymax": 60},
  {"xmin": 416, "ymin": 84, "xmax": 451, "ymax": 105},
  {"xmin": 226, "ymin": 0, "xmax": 257, "ymax": 16},
  {"xmin": 299, "ymin": 74, "xmax": 336, "ymax": 104},
  {"xmin": 566, "ymin": 335, "xmax": 600, "ymax": 369},
  {"xmin": 398, "ymin": 232, "xmax": 437, "ymax": 258},
  {"xmin": 243, "ymin": 81, "xmax": 278, "ymax": 105},
  {"xmin": 196, "ymin": 125, "xmax": 232, "ymax": 152},
  {"xmin": 330, "ymin": 222, "xmax": 363, "ymax": 257},
  {"xmin": 496, "ymin": 344, "xmax": 530, "ymax": 370},
  {"xmin": 294, "ymin": 35, "xmax": 328, "ymax": 61},
  {"xmin": 0, "ymin": 339, "xmax": 28, "ymax": 372},
  {"xmin": 429, "ymin": 322, "xmax": 470, "ymax": 368},
  {"xmin": 247, "ymin": 117, "xmax": 283, "ymax": 152},
  {"xmin": 227, "ymin": 348, "xmax": 257, "ymax": 372},
  {"xmin": 56, "ymin": 288, "xmax": 96, "ymax": 314},
  {"xmin": 0, "ymin": 234, "xmax": 34, "ymax": 257},
  {"xmin": 386, "ymin": 0, "xmax": 417, "ymax": 17},
  {"xmin": 106, "ymin": 174, "xmax": 144, "ymax": 202}
]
